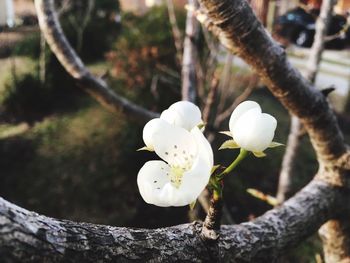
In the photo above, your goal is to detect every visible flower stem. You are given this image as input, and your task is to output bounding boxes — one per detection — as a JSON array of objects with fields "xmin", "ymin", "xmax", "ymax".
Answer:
[
  {"xmin": 218, "ymin": 148, "xmax": 249, "ymax": 179},
  {"xmin": 202, "ymin": 148, "xmax": 249, "ymax": 240},
  {"xmin": 223, "ymin": 148, "xmax": 249, "ymax": 175}
]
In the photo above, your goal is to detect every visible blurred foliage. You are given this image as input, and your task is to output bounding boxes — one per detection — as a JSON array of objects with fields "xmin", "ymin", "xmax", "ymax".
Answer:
[
  {"xmin": 0, "ymin": 103, "xmax": 188, "ymax": 227},
  {"xmin": 1, "ymin": 74, "xmax": 50, "ymax": 122},
  {"xmin": 13, "ymin": 0, "xmax": 120, "ymax": 61},
  {"xmin": 59, "ymin": 0, "xmax": 121, "ymax": 61},
  {"xmin": 107, "ymin": 6, "xmax": 186, "ymax": 111}
]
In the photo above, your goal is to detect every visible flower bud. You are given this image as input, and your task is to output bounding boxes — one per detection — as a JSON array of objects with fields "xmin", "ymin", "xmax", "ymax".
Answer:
[{"xmin": 229, "ymin": 101, "xmax": 277, "ymax": 152}]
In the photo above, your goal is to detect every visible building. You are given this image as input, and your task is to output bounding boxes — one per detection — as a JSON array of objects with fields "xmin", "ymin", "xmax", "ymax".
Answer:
[{"xmin": 0, "ymin": 0, "xmax": 14, "ymax": 27}]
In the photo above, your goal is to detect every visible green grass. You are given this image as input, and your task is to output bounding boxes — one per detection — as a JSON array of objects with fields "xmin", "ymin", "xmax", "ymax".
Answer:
[{"xmin": 0, "ymin": 57, "xmax": 36, "ymax": 99}]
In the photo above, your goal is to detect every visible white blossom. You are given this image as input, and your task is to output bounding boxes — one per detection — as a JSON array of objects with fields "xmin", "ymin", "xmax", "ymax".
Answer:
[
  {"xmin": 229, "ymin": 101, "xmax": 277, "ymax": 153},
  {"xmin": 137, "ymin": 102, "xmax": 213, "ymax": 207}
]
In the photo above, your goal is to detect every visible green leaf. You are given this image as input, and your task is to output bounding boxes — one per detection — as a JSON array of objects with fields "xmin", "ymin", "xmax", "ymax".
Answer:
[
  {"xmin": 210, "ymin": 165, "xmax": 220, "ymax": 175},
  {"xmin": 253, "ymin": 151, "xmax": 266, "ymax": 158},
  {"xmin": 268, "ymin": 142, "xmax": 284, "ymax": 148},
  {"xmin": 137, "ymin": 146, "xmax": 154, "ymax": 152},
  {"xmin": 219, "ymin": 140, "xmax": 240, "ymax": 150},
  {"xmin": 189, "ymin": 200, "xmax": 197, "ymax": 210},
  {"xmin": 219, "ymin": 131, "xmax": 232, "ymax": 137}
]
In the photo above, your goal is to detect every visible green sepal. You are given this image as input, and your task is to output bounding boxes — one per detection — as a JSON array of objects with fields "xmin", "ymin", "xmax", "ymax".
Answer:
[
  {"xmin": 137, "ymin": 146, "xmax": 154, "ymax": 152},
  {"xmin": 253, "ymin": 151, "xmax": 266, "ymax": 158},
  {"xmin": 197, "ymin": 123, "xmax": 206, "ymax": 130},
  {"xmin": 210, "ymin": 165, "xmax": 220, "ymax": 175},
  {"xmin": 189, "ymin": 200, "xmax": 197, "ymax": 210},
  {"xmin": 219, "ymin": 140, "xmax": 240, "ymax": 150},
  {"xmin": 268, "ymin": 142, "xmax": 284, "ymax": 148},
  {"xmin": 219, "ymin": 131, "xmax": 232, "ymax": 137}
]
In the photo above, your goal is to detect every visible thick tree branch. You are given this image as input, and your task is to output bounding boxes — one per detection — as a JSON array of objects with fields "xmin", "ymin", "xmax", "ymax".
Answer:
[
  {"xmin": 1, "ymin": 180, "xmax": 348, "ymax": 262},
  {"xmin": 198, "ymin": 0, "xmax": 349, "ymax": 181},
  {"xmin": 34, "ymin": 0, "xmax": 158, "ymax": 123}
]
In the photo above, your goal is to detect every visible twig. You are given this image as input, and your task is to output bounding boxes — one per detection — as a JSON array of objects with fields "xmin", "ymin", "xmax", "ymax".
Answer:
[{"xmin": 166, "ymin": 0, "xmax": 183, "ymax": 64}]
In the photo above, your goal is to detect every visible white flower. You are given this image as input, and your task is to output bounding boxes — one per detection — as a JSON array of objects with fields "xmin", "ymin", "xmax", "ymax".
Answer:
[
  {"xmin": 228, "ymin": 101, "xmax": 277, "ymax": 153},
  {"xmin": 138, "ymin": 101, "xmax": 213, "ymax": 207}
]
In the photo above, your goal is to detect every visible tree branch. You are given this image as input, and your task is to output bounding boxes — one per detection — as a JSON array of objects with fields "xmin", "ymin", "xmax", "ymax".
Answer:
[
  {"xmin": 181, "ymin": 0, "xmax": 200, "ymax": 102},
  {"xmin": 34, "ymin": 0, "xmax": 158, "ymax": 123},
  {"xmin": 198, "ymin": 0, "xmax": 349, "ymax": 179},
  {"xmin": 166, "ymin": 0, "xmax": 183, "ymax": 64},
  {"xmin": 1, "ymin": 180, "xmax": 348, "ymax": 262}
]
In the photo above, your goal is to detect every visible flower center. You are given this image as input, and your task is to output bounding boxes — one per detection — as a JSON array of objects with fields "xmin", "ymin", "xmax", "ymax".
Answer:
[{"xmin": 169, "ymin": 160, "xmax": 193, "ymax": 189}]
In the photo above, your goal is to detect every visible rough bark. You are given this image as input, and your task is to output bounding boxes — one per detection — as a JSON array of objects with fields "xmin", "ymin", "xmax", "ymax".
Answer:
[
  {"xmin": 34, "ymin": 0, "xmax": 158, "ymax": 123},
  {"xmin": 181, "ymin": 0, "xmax": 200, "ymax": 102},
  {"xmin": 277, "ymin": 0, "xmax": 335, "ymax": 204},
  {"xmin": 319, "ymin": 219, "xmax": 350, "ymax": 263},
  {"xmin": 1, "ymin": 180, "xmax": 348, "ymax": 262}
]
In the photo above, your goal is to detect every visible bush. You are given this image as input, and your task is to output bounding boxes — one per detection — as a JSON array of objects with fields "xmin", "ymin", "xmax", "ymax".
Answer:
[
  {"xmin": 108, "ymin": 6, "xmax": 186, "ymax": 111},
  {"xmin": 1, "ymin": 73, "xmax": 50, "ymax": 123}
]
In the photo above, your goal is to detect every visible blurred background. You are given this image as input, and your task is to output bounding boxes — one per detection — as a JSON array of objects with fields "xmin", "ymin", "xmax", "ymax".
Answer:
[{"xmin": 0, "ymin": 0, "xmax": 350, "ymax": 262}]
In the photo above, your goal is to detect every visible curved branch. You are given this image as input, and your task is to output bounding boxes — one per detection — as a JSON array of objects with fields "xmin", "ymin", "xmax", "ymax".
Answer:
[
  {"xmin": 0, "ymin": 180, "xmax": 347, "ymax": 262},
  {"xmin": 34, "ymin": 0, "xmax": 158, "ymax": 123}
]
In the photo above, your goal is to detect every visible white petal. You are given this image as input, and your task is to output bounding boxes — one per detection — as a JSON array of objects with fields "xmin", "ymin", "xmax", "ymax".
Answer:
[
  {"xmin": 229, "ymin": 101, "xmax": 260, "ymax": 133},
  {"xmin": 137, "ymin": 160, "xmax": 172, "ymax": 207},
  {"xmin": 177, "ymin": 155, "xmax": 212, "ymax": 206},
  {"xmin": 152, "ymin": 124, "xmax": 197, "ymax": 167},
  {"xmin": 142, "ymin": 118, "xmax": 170, "ymax": 150},
  {"xmin": 160, "ymin": 101, "xmax": 202, "ymax": 131},
  {"xmin": 191, "ymin": 127, "xmax": 213, "ymax": 167},
  {"xmin": 233, "ymin": 108, "xmax": 277, "ymax": 152},
  {"xmin": 159, "ymin": 109, "xmax": 181, "ymax": 127},
  {"xmin": 137, "ymin": 159, "xmax": 210, "ymax": 207}
]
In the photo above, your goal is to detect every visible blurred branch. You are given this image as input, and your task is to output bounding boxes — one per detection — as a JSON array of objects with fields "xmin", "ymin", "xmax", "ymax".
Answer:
[
  {"xmin": 67, "ymin": 0, "xmax": 95, "ymax": 53},
  {"xmin": 202, "ymin": 74, "xmax": 219, "ymax": 124},
  {"xmin": 277, "ymin": 0, "xmax": 336, "ymax": 204},
  {"xmin": 57, "ymin": 0, "xmax": 72, "ymax": 16},
  {"xmin": 34, "ymin": 0, "xmax": 158, "ymax": 123},
  {"xmin": 166, "ymin": 0, "xmax": 183, "ymax": 64},
  {"xmin": 214, "ymin": 75, "xmax": 257, "ymax": 126},
  {"xmin": 181, "ymin": 0, "xmax": 200, "ymax": 102}
]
